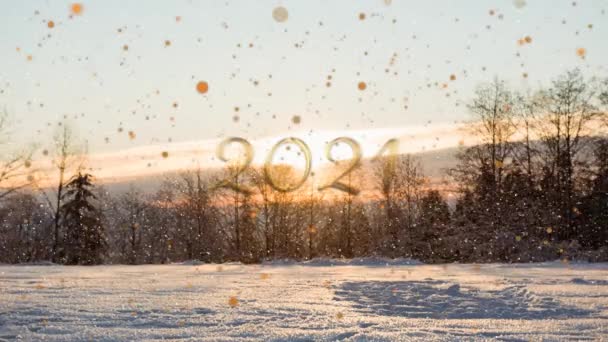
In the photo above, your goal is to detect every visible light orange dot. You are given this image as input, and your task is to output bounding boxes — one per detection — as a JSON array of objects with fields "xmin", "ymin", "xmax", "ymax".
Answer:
[
  {"xmin": 26, "ymin": 55, "xmax": 33, "ymax": 61},
  {"xmin": 576, "ymin": 47, "xmax": 586, "ymax": 58},
  {"xmin": 524, "ymin": 35, "xmax": 532, "ymax": 43},
  {"xmin": 71, "ymin": 3, "xmax": 83, "ymax": 15},
  {"xmin": 47, "ymin": 20, "xmax": 55, "ymax": 29},
  {"xmin": 272, "ymin": 7, "xmax": 288, "ymax": 23},
  {"xmin": 196, "ymin": 81, "xmax": 209, "ymax": 94},
  {"xmin": 228, "ymin": 296, "xmax": 239, "ymax": 308},
  {"xmin": 357, "ymin": 81, "xmax": 367, "ymax": 90},
  {"xmin": 359, "ymin": 13, "xmax": 366, "ymax": 20}
]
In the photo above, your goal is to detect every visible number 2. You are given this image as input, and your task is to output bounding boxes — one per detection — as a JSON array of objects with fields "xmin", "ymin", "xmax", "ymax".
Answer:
[
  {"xmin": 318, "ymin": 137, "xmax": 362, "ymax": 195},
  {"xmin": 213, "ymin": 137, "xmax": 254, "ymax": 194}
]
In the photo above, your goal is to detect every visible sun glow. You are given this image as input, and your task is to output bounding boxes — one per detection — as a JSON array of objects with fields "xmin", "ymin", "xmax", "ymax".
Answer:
[{"xmin": 16, "ymin": 123, "xmax": 465, "ymax": 189}]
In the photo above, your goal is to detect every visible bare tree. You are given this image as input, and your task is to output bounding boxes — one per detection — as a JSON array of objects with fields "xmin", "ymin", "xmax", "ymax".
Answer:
[
  {"xmin": 373, "ymin": 154, "xmax": 426, "ymax": 257},
  {"xmin": 115, "ymin": 187, "xmax": 148, "ymax": 264},
  {"xmin": 536, "ymin": 69, "xmax": 602, "ymax": 239},
  {"xmin": 512, "ymin": 91, "xmax": 545, "ymax": 186},
  {"xmin": 251, "ymin": 167, "xmax": 274, "ymax": 258},
  {"xmin": 35, "ymin": 122, "xmax": 84, "ymax": 261},
  {"xmin": 0, "ymin": 111, "xmax": 37, "ymax": 200},
  {"xmin": 176, "ymin": 167, "xmax": 219, "ymax": 261},
  {"xmin": 453, "ymin": 78, "xmax": 517, "ymax": 191}
]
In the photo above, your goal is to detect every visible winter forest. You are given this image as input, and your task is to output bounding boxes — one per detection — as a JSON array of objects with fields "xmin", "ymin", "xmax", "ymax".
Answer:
[{"xmin": 2, "ymin": 69, "xmax": 608, "ymax": 265}]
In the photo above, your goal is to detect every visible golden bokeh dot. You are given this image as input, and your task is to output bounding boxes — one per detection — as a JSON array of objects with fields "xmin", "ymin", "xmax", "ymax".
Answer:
[
  {"xmin": 228, "ymin": 296, "xmax": 239, "ymax": 307},
  {"xmin": 161, "ymin": 151, "xmax": 169, "ymax": 159},
  {"xmin": 123, "ymin": 44, "xmax": 129, "ymax": 51},
  {"xmin": 196, "ymin": 81, "xmax": 209, "ymax": 94},
  {"xmin": 47, "ymin": 20, "xmax": 55, "ymax": 29},
  {"xmin": 292, "ymin": 115, "xmax": 301, "ymax": 124},
  {"xmin": 272, "ymin": 6, "xmax": 288, "ymax": 23},
  {"xmin": 359, "ymin": 13, "xmax": 366, "ymax": 20},
  {"xmin": 576, "ymin": 47, "xmax": 587, "ymax": 58},
  {"xmin": 449, "ymin": 74, "xmax": 456, "ymax": 81},
  {"xmin": 71, "ymin": 3, "xmax": 83, "ymax": 15},
  {"xmin": 357, "ymin": 81, "xmax": 367, "ymax": 90},
  {"xmin": 524, "ymin": 36, "xmax": 532, "ymax": 44},
  {"xmin": 308, "ymin": 225, "xmax": 317, "ymax": 234},
  {"xmin": 128, "ymin": 131, "xmax": 136, "ymax": 140},
  {"xmin": 513, "ymin": 0, "xmax": 527, "ymax": 8},
  {"xmin": 164, "ymin": 40, "xmax": 171, "ymax": 47}
]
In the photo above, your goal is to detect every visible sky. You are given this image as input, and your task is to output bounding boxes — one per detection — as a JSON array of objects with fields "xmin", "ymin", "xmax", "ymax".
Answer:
[{"xmin": 0, "ymin": 0, "xmax": 606, "ymax": 182}]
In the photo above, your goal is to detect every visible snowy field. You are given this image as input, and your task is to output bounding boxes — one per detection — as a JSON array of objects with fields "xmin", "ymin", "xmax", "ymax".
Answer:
[{"xmin": 1, "ymin": 261, "xmax": 608, "ymax": 341}]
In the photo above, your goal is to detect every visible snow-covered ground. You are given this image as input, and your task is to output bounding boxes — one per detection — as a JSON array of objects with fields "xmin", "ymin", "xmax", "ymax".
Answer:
[{"xmin": 1, "ymin": 261, "xmax": 608, "ymax": 341}]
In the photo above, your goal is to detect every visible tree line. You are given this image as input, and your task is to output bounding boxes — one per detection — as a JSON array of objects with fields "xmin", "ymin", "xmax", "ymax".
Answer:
[{"xmin": 1, "ymin": 69, "xmax": 608, "ymax": 264}]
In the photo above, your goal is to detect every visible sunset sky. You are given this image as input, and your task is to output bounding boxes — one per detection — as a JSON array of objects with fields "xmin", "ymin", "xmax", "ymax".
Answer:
[{"xmin": 0, "ymin": 0, "xmax": 606, "ymax": 181}]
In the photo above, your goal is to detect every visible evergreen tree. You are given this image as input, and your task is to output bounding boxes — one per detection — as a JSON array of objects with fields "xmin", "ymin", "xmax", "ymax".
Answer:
[
  {"xmin": 60, "ymin": 172, "xmax": 106, "ymax": 265},
  {"xmin": 417, "ymin": 190, "xmax": 451, "ymax": 261},
  {"xmin": 579, "ymin": 138, "xmax": 608, "ymax": 249}
]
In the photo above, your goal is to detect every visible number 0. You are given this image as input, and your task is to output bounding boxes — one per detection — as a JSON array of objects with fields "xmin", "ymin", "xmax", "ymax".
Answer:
[{"xmin": 264, "ymin": 137, "xmax": 312, "ymax": 192}]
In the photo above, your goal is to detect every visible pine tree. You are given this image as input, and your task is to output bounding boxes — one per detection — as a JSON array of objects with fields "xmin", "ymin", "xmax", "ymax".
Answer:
[
  {"xmin": 417, "ymin": 190, "xmax": 451, "ymax": 261},
  {"xmin": 60, "ymin": 172, "xmax": 106, "ymax": 265},
  {"xmin": 579, "ymin": 138, "xmax": 608, "ymax": 249}
]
